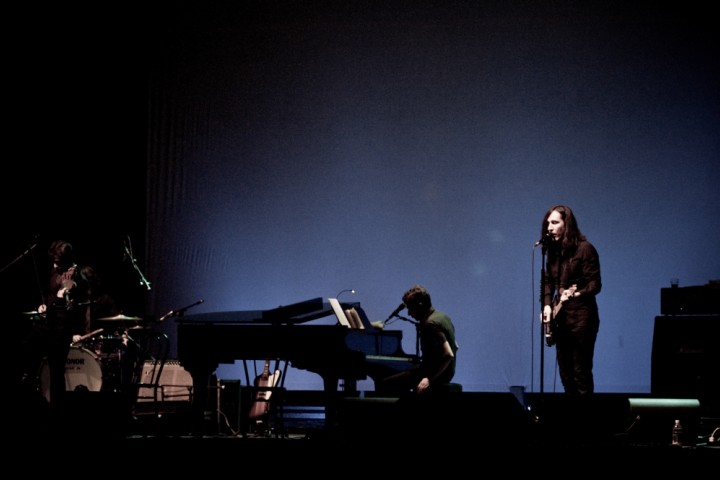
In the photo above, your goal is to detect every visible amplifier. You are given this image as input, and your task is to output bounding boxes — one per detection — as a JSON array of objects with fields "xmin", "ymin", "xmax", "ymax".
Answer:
[
  {"xmin": 137, "ymin": 360, "xmax": 193, "ymax": 402},
  {"xmin": 660, "ymin": 284, "xmax": 720, "ymax": 315}
]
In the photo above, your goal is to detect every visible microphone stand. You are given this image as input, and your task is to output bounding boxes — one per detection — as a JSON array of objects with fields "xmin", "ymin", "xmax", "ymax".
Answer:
[
  {"xmin": 124, "ymin": 238, "xmax": 151, "ymax": 291},
  {"xmin": 128, "ymin": 253, "xmax": 152, "ymax": 291},
  {"xmin": 539, "ymin": 243, "xmax": 548, "ymax": 395},
  {"xmin": 392, "ymin": 314, "xmax": 420, "ymax": 359}
]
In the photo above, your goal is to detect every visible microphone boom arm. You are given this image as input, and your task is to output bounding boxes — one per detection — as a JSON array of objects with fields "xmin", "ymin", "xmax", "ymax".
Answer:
[
  {"xmin": 394, "ymin": 314, "xmax": 418, "ymax": 325},
  {"xmin": 0, "ymin": 235, "xmax": 40, "ymax": 275},
  {"xmin": 159, "ymin": 299, "xmax": 205, "ymax": 322}
]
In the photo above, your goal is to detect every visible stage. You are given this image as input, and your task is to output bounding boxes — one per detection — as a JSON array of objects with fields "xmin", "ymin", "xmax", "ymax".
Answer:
[{"xmin": 10, "ymin": 387, "xmax": 719, "ymax": 471}]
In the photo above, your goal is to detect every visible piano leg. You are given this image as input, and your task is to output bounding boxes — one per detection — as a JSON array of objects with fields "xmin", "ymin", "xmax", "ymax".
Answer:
[
  {"xmin": 323, "ymin": 374, "xmax": 363, "ymax": 431},
  {"xmin": 185, "ymin": 364, "xmax": 215, "ymax": 436},
  {"xmin": 320, "ymin": 376, "xmax": 342, "ymax": 431}
]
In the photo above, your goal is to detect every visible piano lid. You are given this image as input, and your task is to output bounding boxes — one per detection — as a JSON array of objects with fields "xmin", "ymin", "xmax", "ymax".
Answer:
[
  {"xmin": 176, "ymin": 296, "xmax": 329, "ymax": 324},
  {"xmin": 263, "ymin": 296, "xmax": 324, "ymax": 322}
]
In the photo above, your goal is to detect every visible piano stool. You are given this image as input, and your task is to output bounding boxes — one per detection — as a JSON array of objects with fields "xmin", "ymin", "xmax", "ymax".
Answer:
[
  {"xmin": 333, "ymin": 384, "xmax": 465, "ymax": 440},
  {"xmin": 220, "ymin": 384, "xmax": 468, "ymax": 439}
]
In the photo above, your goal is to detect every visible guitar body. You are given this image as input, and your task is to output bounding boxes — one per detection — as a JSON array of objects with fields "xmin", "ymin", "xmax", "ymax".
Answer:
[
  {"xmin": 543, "ymin": 284, "xmax": 577, "ymax": 347},
  {"xmin": 248, "ymin": 360, "xmax": 281, "ymax": 420}
]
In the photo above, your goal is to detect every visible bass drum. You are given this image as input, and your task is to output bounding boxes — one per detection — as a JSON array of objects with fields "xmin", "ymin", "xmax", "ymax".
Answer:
[{"xmin": 39, "ymin": 346, "xmax": 103, "ymax": 403}]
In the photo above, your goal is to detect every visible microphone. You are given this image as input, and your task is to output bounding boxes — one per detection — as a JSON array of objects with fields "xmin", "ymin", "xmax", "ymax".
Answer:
[
  {"xmin": 22, "ymin": 234, "xmax": 40, "ymax": 256},
  {"xmin": 159, "ymin": 299, "xmax": 205, "ymax": 322},
  {"xmin": 385, "ymin": 303, "xmax": 405, "ymax": 322},
  {"xmin": 534, "ymin": 233, "xmax": 552, "ymax": 247},
  {"xmin": 158, "ymin": 309, "xmax": 175, "ymax": 323}
]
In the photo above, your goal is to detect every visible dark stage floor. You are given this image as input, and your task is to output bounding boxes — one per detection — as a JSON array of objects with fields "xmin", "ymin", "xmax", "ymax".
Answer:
[{"xmin": 10, "ymin": 388, "xmax": 719, "ymax": 472}]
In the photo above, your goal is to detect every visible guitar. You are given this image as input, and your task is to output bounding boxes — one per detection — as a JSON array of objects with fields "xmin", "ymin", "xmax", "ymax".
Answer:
[
  {"xmin": 60, "ymin": 264, "xmax": 78, "ymax": 310},
  {"xmin": 543, "ymin": 284, "xmax": 577, "ymax": 347},
  {"xmin": 248, "ymin": 359, "xmax": 281, "ymax": 420}
]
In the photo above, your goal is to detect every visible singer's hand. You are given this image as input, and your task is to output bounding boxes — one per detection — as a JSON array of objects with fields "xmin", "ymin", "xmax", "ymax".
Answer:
[{"xmin": 542, "ymin": 305, "xmax": 551, "ymax": 323}]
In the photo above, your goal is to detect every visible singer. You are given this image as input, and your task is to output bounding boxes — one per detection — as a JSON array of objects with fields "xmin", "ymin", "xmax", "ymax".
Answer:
[
  {"xmin": 540, "ymin": 205, "xmax": 602, "ymax": 401},
  {"xmin": 376, "ymin": 285, "xmax": 459, "ymax": 397}
]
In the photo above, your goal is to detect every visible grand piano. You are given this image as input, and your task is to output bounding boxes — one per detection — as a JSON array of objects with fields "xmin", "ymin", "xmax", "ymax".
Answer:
[{"xmin": 176, "ymin": 297, "xmax": 418, "ymax": 431}]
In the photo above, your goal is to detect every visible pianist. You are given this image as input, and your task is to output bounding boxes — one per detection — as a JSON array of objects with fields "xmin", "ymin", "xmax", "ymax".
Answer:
[{"xmin": 376, "ymin": 285, "xmax": 458, "ymax": 396}]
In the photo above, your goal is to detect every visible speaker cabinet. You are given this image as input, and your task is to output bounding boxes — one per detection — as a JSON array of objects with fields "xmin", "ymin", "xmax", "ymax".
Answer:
[
  {"xmin": 218, "ymin": 380, "xmax": 243, "ymax": 435},
  {"xmin": 660, "ymin": 286, "xmax": 720, "ymax": 315},
  {"xmin": 651, "ymin": 315, "xmax": 720, "ymax": 410}
]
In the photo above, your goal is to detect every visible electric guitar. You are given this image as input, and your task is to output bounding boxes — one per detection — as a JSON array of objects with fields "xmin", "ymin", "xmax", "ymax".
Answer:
[
  {"xmin": 248, "ymin": 359, "xmax": 281, "ymax": 420},
  {"xmin": 543, "ymin": 284, "xmax": 577, "ymax": 347}
]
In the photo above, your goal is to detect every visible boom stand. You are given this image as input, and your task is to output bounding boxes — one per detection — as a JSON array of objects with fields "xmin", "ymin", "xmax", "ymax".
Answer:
[
  {"xmin": 395, "ymin": 315, "xmax": 420, "ymax": 358},
  {"xmin": 539, "ymin": 244, "xmax": 548, "ymax": 394}
]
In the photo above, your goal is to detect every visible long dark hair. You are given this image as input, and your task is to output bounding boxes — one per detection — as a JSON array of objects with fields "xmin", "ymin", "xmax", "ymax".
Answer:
[
  {"xmin": 48, "ymin": 240, "xmax": 74, "ymax": 270},
  {"xmin": 541, "ymin": 205, "xmax": 586, "ymax": 253}
]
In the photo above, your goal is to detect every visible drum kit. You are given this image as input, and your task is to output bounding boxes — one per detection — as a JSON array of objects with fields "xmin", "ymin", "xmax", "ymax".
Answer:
[{"xmin": 27, "ymin": 312, "xmax": 148, "ymax": 402}]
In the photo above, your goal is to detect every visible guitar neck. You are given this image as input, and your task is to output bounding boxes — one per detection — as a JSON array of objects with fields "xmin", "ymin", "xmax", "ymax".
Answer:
[
  {"xmin": 259, "ymin": 359, "xmax": 270, "ymax": 378},
  {"xmin": 552, "ymin": 285, "xmax": 577, "ymax": 318}
]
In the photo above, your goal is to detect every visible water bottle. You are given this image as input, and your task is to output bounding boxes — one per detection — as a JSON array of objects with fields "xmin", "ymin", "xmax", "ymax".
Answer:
[{"xmin": 671, "ymin": 419, "xmax": 683, "ymax": 446}]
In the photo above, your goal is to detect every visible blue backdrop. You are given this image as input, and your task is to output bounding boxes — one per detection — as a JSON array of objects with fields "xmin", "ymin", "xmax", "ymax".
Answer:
[{"xmin": 4, "ymin": 2, "xmax": 718, "ymax": 396}]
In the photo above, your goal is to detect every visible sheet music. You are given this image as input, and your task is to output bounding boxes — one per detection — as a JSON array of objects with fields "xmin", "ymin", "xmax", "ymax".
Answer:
[
  {"xmin": 345, "ymin": 308, "xmax": 364, "ymax": 329},
  {"xmin": 328, "ymin": 298, "xmax": 351, "ymax": 327}
]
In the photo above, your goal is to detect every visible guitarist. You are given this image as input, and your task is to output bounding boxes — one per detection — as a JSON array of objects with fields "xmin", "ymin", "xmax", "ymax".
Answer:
[
  {"xmin": 19, "ymin": 240, "xmax": 91, "ymax": 409},
  {"xmin": 540, "ymin": 205, "xmax": 602, "ymax": 399}
]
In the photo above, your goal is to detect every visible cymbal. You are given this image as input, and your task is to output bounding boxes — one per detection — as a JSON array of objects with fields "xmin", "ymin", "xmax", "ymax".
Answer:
[
  {"xmin": 21, "ymin": 310, "xmax": 42, "ymax": 316},
  {"xmin": 97, "ymin": 314, "xmax": 143, "ymax": 322}
]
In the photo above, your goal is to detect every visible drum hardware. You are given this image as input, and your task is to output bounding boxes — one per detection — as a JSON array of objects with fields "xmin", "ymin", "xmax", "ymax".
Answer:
[{"xmin": 86, "ymin": 330, "xmax": 129, "ymax": 361}]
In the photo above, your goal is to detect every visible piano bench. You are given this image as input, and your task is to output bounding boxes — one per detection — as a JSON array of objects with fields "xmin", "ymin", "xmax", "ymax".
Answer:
[{"xmin": 433, "ymin": 382, "xmax": 463, "ymax": 394}]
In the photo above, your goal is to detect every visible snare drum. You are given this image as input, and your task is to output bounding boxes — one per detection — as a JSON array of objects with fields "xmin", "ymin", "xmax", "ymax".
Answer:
[
  {"xmin": 39, "ymin": 346, "xmax": 103, "ymax": 403},
  {"xmin": 88, "ymin": 334, "xmax": 128, "ymax": 360}
]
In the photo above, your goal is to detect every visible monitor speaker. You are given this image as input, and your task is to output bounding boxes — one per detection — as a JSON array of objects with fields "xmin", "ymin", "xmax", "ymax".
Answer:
[{"xmin": 627, "ymin": 397, "xmax": 700, "ymax": 446}]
